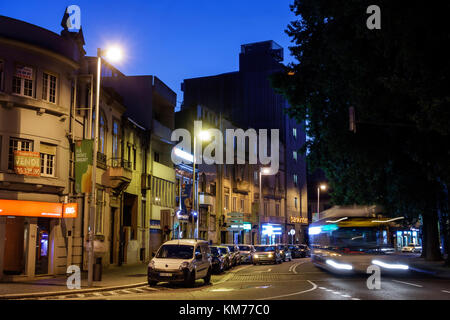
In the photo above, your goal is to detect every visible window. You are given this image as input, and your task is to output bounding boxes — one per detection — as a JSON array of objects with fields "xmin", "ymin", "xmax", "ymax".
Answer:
[
  {"xmin": 240, "ymin": 199, "xmax": 245, "ymax": 212},
  {"xmin": 232, "ymin": 197, "xmax": 237, "ymax": 211},
  {"xmin": 264, "ymin": 202, "xmax": 268, "ymax": 217},
  {"xmin": 293, "ymin": 151, "xmax": 297, "ymax": 162},
  {"xmin": 42, "ymin": 72, "xmax": 57, "ymax": 103},
  {"xmin": 133, "ymin": 147, "xmax": 137, "ymax": 170},
  {"xmin": 8, "ymin": 138, "xmax": 33, "ymax": 170},
  {"xmin": 294, "ymin": 197, "xmax": 298, "ymax": 209},
  {"xmin": 224, "ymin": 195, "xmax": 229, "ymax": 210},
  {"xmin": 293, "ymin": 174, "xmax": 298, "ymax": 186},
  {"xmin": 0, "ymin": 61, "xmax": 4, "ymax": 91},
  {"xmin": 254, "ymin": 171, "xmax": 258, "ymax": 185},
  {"xmin": 112, "ymin": 120, "xmax": 120, "ymax": 159},
  {"xmin": 154, "ymin": 152, "xmax": 160, "ymax": 163},
  {"xmin": 13, "ymin": 65, "xmax": 34, "ymax": 97},
  {"xmin": 127, "ymin": 144, "xmax": 131, "ymax": 163},
  {"xmin": 275, "ymin": 203, "xmax": 280, "ymax": 216},
  {"xmin": 99, "ymin": 112, "xmax": 106, "ymax": 154},
  {"xmin": 95, "ymin": 189, "xmax": 104, "ymax": 234},
  {"xmin": 293, "ymin": 128, "xmax": 297, "ymax": 139},
  {"xmin": 40, "ymin": 143, "xmax": 56, "ymax": 177}
]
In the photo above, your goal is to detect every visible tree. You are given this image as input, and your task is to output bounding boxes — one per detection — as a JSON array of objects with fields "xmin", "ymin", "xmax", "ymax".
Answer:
[{"xmin": 272, "ymin": 0, "xmax": 450, "ymax": 261}]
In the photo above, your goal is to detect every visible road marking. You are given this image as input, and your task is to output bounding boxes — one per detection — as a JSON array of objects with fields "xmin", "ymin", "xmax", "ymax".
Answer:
[
  {"xmin": 257, "ymin": 280, "xmax": 318, "ymax": 300},
  {"xmin": 442, "ymin": 290, "xmax": 450, "ymax": 294},
  {"xmin": 351, "ymin": 298, "xmax": 361, "ymax": 300},
  {"xmin": 292, "ymin": 260, "xmax": 309, "ymax": 274},
  {"xmin": 392, "ymin": 280, "xmax": 423, "ymax": 288},
  {"xmin": 318, "ymin": 287, "xmax": 327, "ymax": 290}
]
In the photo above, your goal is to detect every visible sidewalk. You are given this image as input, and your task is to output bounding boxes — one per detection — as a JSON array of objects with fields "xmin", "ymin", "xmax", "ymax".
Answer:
[
  {"xmin": 0, "ymin": 263, "xmax": 148, "ymax": 299},
  {"xmin": 405, "ymin": 255, "xmax": 450, "ymax": 279}
]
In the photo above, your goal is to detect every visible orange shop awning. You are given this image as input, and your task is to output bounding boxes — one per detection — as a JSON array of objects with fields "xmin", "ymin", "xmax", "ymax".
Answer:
[{"xmin": 0, "ymin": 199, "xmax": 78, "ymax": 218}]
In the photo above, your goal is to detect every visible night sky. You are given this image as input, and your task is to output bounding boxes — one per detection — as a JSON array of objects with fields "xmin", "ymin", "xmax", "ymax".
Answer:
[{"xmin": 0, "ymin": 0, "xmax": 297, "ymax": 109}]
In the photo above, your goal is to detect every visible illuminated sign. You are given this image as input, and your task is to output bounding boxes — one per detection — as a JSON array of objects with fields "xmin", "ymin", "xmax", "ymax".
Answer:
[
  {"xmin": 262, "ymin": 224, "xmax": 282, "ymax": 236},
  {"xmin": 243, "ymin": 222, "xmax": 252, "ymax": 231},
  {"xmin": 0, "ymin": 199, "xmax": 78, "ymax": 218},
  {"xmin": 290, "ymin": 216, "xmax": 308, "ymax": 224}
]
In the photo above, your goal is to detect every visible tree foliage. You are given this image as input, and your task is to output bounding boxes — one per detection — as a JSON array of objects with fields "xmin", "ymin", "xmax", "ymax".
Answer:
[{"xmin": 272, "ymin": 0, "xmax": 450, "ymax": 260}]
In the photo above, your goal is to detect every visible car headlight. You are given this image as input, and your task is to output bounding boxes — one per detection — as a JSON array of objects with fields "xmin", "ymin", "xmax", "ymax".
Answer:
[
  {"xmin": 268, "ymin": 253, "xmax": 273, "ymax": 258},
  {"xmin": 254, "ymin": 254, "xmax": 259, "ymax": 258},
  {"xmin": 148, "ymin": 260, "xmax": 155, "ymax": 269},
  {"xmin": 280, "ymin": 250, "xmax": 283, "ymax": 254},
  {"xmin": 179, "ymin": 261, "xmax": 190, "ymax": 270}
]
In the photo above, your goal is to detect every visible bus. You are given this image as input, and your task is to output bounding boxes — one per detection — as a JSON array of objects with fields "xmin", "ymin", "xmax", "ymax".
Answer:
[{"xmin": 309, "ymin": 206, "xmax": 411, "ymax": 273}]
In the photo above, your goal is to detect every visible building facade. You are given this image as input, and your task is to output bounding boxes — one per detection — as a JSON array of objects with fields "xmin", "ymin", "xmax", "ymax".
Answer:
[
  {"xmin": 181, "ymin": 41, "xmax": 308, "ymax": 244},
  {"xmin": 0, "ymin": 15, "xmax": 84, "ymax": 280}
]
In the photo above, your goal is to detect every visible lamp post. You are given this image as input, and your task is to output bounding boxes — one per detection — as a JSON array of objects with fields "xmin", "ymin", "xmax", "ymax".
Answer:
[
  {"xmin": 192, "ymin": 130, "xmax": 210, "ymax": 239},
  {"xmin": 316, "ymin": 184, "xmax": 327, "ymax": 222},
  {"xmin": 88, "ymin": 46, "xmax": 122, "ymax": 287},
  {"xmin": 259, "ymin": 167, "xmax": 271, "ymax": 244}
]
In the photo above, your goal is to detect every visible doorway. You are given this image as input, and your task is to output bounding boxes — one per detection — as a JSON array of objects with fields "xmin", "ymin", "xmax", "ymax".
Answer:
[
  {"xmin": 35, "ymin": 218, "xmax": 51, "ymax": 275},
  {"xmin": 3, "ymin": 217, "xmax": 26, "ymax": 275}
]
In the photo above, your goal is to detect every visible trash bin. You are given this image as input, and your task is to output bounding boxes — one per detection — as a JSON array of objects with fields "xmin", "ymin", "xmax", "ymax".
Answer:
[{"xmin": 94, "ymin": 257, "xmax": 102, "ymax": 281}]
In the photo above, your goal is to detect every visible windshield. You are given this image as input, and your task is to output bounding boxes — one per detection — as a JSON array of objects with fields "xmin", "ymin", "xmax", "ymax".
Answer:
[
  {"xmin": 227, "ymin": 246, "xmax": 235, "ymax": 252},
  {"xmin": 156, "ymin": 245, "xmax": 194, "ymax": 259},
  {"xmin": 238, "ymin": 246, "xmax": 251, "ymax": 251},
  {"xmin": 255, "ymin": 246, "xmax": 275, "ymax": 252},
  {"xmin": 310, "ymin": 225, "xmax": 391, "ymax": 253}
]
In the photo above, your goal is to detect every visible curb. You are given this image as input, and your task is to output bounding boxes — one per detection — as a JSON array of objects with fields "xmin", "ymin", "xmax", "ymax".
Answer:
[{"xmin": 0, "ymin": 281, "xmax": 148, "ymax": 300}]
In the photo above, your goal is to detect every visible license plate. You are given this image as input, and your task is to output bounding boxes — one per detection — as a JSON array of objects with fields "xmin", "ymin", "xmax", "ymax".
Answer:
[{"xmin": 160, "ymin": 272, "xmax": 172, "ymax": 277}]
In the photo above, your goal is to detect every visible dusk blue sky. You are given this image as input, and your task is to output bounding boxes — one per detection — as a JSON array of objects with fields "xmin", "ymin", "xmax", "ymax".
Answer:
[{"xmin": 0, "ymin": 0, "xmax": 298, "ymax": 109}]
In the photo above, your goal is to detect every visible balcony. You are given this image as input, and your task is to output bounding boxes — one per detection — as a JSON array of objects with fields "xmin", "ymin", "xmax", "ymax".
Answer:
[
  {"xmin": 108, "ymin": 158, "xmax": 132, "ymax": 193},
  {"xmin": 199, "ymin": 192, "xmax": 214, "ymax": 206},
  {"xmin": 232, "ymin": 179, "xmax": 250, "ymax": 195}
]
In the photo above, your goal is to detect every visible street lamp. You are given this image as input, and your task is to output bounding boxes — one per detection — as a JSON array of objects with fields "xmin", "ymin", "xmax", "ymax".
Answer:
[
  {"xmin": 259, "ymin": 167, "xmax": 272, "ymax": 244},
  {"xmin": 192, "ymin": 129, "xmax": 210, "ymax": 239},
  {"xmin": 88, "ymin": 46, "xmax": 123, "ymax": 287},
  {"xmin": 317, "ymin": 184, "xmax": 327, "ymax": 221}
]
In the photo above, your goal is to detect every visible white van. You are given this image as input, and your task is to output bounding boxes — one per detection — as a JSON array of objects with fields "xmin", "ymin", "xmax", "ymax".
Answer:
[{"xmin": 147, "ymin": 239, "xmax": 212, "ymax": 287}]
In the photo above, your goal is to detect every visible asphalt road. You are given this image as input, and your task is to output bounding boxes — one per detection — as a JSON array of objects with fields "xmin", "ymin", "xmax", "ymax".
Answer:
[{"xmin": 39, "ymin": 257, "xmax": 450, "ymax": 300}]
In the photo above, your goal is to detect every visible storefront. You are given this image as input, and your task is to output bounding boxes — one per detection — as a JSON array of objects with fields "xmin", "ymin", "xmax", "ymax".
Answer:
[
  {"xmin": 0, "ymin": 199, "xmax": 77, "ymax": 280},
  {"xmin": 260, "ymin": 223, "xmax": 283, "ymax": 245},
  {"xmin": 394, "ymin": 228, "xmax": 421, "ymax": 250}
]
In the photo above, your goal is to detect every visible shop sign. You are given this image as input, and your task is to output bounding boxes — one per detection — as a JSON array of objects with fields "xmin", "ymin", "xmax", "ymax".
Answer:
[
  {"xmin": 75, "ymin": 140, "xmax": 93, "ymax": 193},
  {"xmin": 0, "ymin": 199, "xmax": 78, "ymax": 218},
  {"xmin": 290, "ymin": 216, "xmax": 308, "ymax": 224},
  {"xmin": 14, "ymin": 151, "xmax": 40, "ymax": 176}
]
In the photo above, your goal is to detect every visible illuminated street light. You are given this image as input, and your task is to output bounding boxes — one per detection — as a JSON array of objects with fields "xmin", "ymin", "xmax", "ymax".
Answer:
[
  {"xmin": 88, "ymin": 46, "xmax": 124, "ymax": 287},
  {"xmin": 103, "ymin": 46, "xmax": 123, "ymax": 63},
  {"xmin": 317, "ymin": 183, "xmax": 328, "ymax": 220},
  {"xmin": 192, "ymin": 130, "xmax": 211, "ymax": 239}
]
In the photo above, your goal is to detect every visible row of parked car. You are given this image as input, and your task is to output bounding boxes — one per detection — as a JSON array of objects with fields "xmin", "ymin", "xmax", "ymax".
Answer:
[
  {"xmin": 209, "ymin": 243, "xmax": 311, "ymax": 273},
  {"xmin": 147, "ymin": 239, "xmax": 311, "ymax": 287}
]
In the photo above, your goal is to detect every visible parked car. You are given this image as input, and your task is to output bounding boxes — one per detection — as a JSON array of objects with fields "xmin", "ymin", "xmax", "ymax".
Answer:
[
  {"xmin": 252, "ymin": 245, "xmax": 283, "ymax": 265},
  {"xmin": 209, "ymin": 246, "xmax": 228, "ymax": 273},
  {"xmin": 297, "ymin": 244, "xmax": 311, "ymax": 257},
  {"xmin": 223, "ymin": 244, "xmax": 241, "ymax": 267},
  {"xmin": 276, "ymin": 244, "xmax": 292, "ymax": 262},
  {"xmin": 217, "ymin": 245, "xmax": 232, "ymax": 270},
  {"xmin": 288, "ymin": 245, "xmax": 302, "ymax": 258},
  {"xmin": 148, "ymin": 239, "xmax": 212, "ymax": 287},
  {"xmin": 237, "ymin": 245, "xmax": 255, "ymax": 264},
  {"xmin": 402, "ymin": 244, "xmax": 422, "ymax": 253}
]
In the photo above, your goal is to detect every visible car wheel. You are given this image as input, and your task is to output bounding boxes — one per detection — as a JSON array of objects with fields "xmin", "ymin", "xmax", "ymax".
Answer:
[
  {"xmin": 203, "ymin": 268, "xmax": 212, "ymax": 285},
  {"xmin": 185, "ymin": 271, "xmax": 196, "ymax": 288},
  {"xmin": 148, "ymin": 280, "xmax": 157, "ymax": 286}
]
